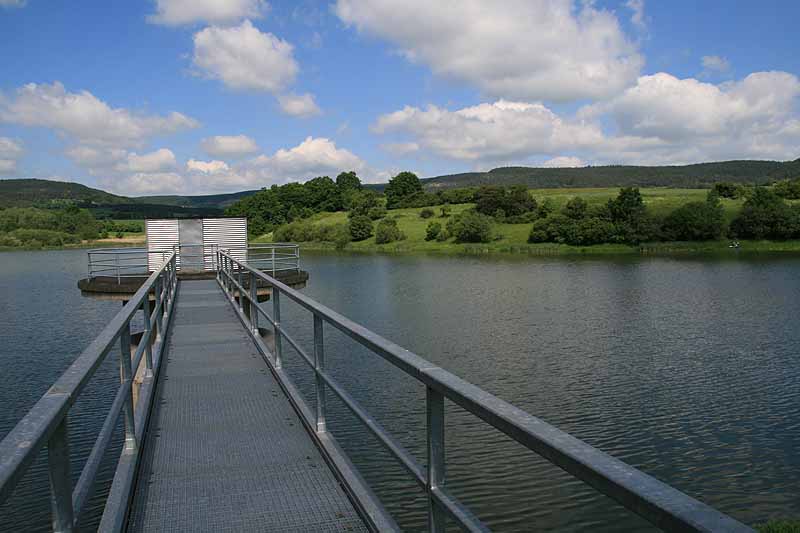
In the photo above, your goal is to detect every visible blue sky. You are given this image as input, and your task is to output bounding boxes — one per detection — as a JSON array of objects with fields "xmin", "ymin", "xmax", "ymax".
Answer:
[{"xmin": 0, "ymin": 0, "xmax": 798, "ymax": 195}]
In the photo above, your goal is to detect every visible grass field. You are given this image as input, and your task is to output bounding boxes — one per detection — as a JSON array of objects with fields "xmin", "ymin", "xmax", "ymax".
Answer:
[{"xmin": 252, "ymin": 187, "xmax": 800, "ymax": 256}]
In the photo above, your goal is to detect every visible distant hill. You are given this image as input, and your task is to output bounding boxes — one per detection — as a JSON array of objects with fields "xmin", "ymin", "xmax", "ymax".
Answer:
[
  {"xmin": 0, "ymin": 178, "xmax": 128, "ymax": 208},
  {"xmin": 410, "ymin": 159, "xmax": 800, "ymax": 191},
  {"xmin": 137, "ymin": 190, "xmax": 260, "ymax": 209}
]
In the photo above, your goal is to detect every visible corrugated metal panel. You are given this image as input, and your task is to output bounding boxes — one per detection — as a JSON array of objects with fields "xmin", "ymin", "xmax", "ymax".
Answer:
[
  {"xmin": 202, "ymin": 218, "xmax": 248, "ymax": 269},
  {"xmin": 146, "ymin": 219, "xmax": 179, "ymax": 271}
]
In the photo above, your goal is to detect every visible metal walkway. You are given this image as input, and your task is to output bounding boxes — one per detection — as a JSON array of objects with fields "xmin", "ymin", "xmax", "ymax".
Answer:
[{"xmin": 127, "ymin": 279, "xmax": 367, "ymax": 532}]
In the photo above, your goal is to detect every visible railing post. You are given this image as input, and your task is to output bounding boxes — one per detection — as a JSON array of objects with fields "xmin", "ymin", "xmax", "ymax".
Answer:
[
  {"xmin": 249, "ymin": 271, "xmax": 259, "ymax": 335},
  {"xmin": 142, "ymin": 292, "xmax": 154, "ymax": 378},
  {"xmin": 427, "ymin": 387, "xmax": 446, "ymax": 532},
  {"xmin": 154, "ymin": 276, "xmax": 164, "ymax": 340},
  {"xmin": 313, "ymin": 314, "xmax": 326, "ymax": 433},
  {"xmin": 271, "ymin": 247, "xmax": 276, "ymax": 276},
  {"xmin": 119, "ymin": 321, "xmax": 137, "ymax": 452},
  {"xmin": 272, "ymin": 288, "xmax": 283, "ymax": 369},
  {"xmin": 47, "ymin": 417, "xmax": 74, "ymax": 533},
  {"xmin": 237, "ymin": 265, "xmax": 244, "ymax": 311},
  {"xmin": 115, "ymin": 254, "xmax": 120, "ymax": 284}
]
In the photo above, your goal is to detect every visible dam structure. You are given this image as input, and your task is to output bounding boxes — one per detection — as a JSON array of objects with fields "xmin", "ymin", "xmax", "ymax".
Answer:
[{"xmin": 0, "ymin": 248, "xmax": 755, "ymax": 532}]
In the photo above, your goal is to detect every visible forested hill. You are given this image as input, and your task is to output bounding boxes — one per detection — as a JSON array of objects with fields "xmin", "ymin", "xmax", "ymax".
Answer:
[
  {"xmin": 0, "ymin": 178, "xmax": 129, "ymax": 208},
  {"xmin": 136, "ymin": 190, "xmax": 259, "ymax": 209},
  {"xmin": 402, "ymin": 158, "xmax": 800, "ymax": 191}
]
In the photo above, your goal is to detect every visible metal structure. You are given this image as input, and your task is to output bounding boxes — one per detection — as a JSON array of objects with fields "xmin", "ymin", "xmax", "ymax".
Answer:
[
  {"xmin": 145, "ymin": 218, "xmax": 247, "ymax": 272},
  {"xmin": 217, "ymin": 250, "xmax": 754, "ymax": 533},
  {"xmin": 0, "ymin": 253, "xmax": 178, "ymax": 532},
  {"xmin": 0, "ymin": 247, "xmax": 757, "ymax": 532},
  {"xmin": 87, "ymin": 244, "xmax": 299, "ymax": 281}
]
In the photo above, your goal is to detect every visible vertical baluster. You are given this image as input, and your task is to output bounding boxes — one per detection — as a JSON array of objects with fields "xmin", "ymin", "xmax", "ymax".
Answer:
[
  {"xmin": 119, "ymin": 321, "xmax": 137, "ymax": 452},
  {"xmin": 249, "ymin": 271, "xmax": 259, "ymax": 335},
  {"xmin": 47, "ymin": 418, "xmax": 74, "ymax": 533},
  {"xmin": 142, "ymin": 291, "xmax": 154, "ymax": 378},
  {"xmin": 154, "ymin": 276, "xmax": 164, "ymax": 340},
  {"xmin": 272, "ymin": 289, "xmax": 283, "ymax": 369},
  {"xmin": 427, "ymin": 387, "xmax": 446, "ymax": 532},
  {"xmin": 271, "ymin": 247, "xmax": 276, "ymax": 276},
  {"xmin": 313, "ymin": 314, "xmax": 326, "ymax": 433},
  {"xmin": 237, "ymin": 265, "xmax": 244, "ymax": 311}
]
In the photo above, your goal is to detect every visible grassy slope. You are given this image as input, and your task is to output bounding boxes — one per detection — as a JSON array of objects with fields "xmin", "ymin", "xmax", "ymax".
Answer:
[{"xmin": 255, "ymin": 187, "xmax": 800, "ymax": 255}]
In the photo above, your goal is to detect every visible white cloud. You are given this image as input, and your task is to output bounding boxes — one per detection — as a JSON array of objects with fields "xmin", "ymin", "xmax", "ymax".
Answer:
[
  {"xmin": 278, "ymin": 93, "xmax": 321, "ymax": 117},
  {"xmin": 0, "ymin": 0, "xmax": 26, "ymax": 8},
  {"xmin": 542, "ymin": 156, "xmax": 585, "ymax": 168},
  {"xmin": 701, "ymin": 55, "xmax": 731, "ymax": 73},
  {"xmin": 0, "ymin": 137, "xmax": 23, "ymax": 175},
  {"xmin": 375, "ymin": 72, "xmax": 800, "ymax": 166},
  {"xmin": 201, "ymin": 134, "xmax": 259, "ymax": 158},
  {"xmin": 0, "ymin": 82, "xmax": 198, "ymax": 147},
  {"xmin": 187, "ymin": 159, "xmax": 230, "ymax": 173},
  {"xmin": 119, "ymin": 172, "xmax": 187, "ymax": 195},
  {"xmin": 148, "ymin": 0, "xmax": 266, "ymax": 26},
  {"xmin": 115, "ymin": 148, "xmax": 177, "ymax": 173},
  {"xmin": 374, "ymin": 100, "xmax": 604, "ymax": 162},
  {"xmin": 334, "ymin": 0, "xmax": 642, "ymax": 102},
  {"xmin": 192, "ymin": 20, "xmax": 298, "ymax": 93},
  {"xmin": 625, "ymin": 0, "xmax": 647, "ymax": 31},
  {"xmin": 244, "ymin": 136, "xmax": 366, "ymax": 183}
]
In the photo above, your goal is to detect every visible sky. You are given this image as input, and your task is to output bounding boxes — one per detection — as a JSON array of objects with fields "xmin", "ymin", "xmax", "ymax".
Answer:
[{"xmin": 0, "ymin": 0, "xmax": 798, "ymax": 196}]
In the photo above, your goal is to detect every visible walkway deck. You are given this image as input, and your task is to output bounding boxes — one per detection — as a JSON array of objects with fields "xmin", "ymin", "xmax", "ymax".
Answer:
[{"xmin": 127, "ymin": 279, "xmax": 367, "ymax": 532}]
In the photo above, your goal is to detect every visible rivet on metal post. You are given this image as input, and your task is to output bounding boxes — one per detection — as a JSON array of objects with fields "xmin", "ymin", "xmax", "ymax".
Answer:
[
  {"xmin": 47, "ymin": 418, "xmax": 74, "ymax": 533},
  {"xmin": 249, "ymin": 271, "xmax": 259, "ymax": 335},
  {"xmin": 427, "ymin": 386, "xmax": 446, "ymax": 532},
  {"xmin": 272, "ymin": 288, "xmax": 283, "ymax": 369},
  {"xmin": 119, "ymin": 321, "xmax": 137, "ymax": 453},
  {"xmin": 313, "ymin": 314, "xmax": 326, "ymax": 433}
]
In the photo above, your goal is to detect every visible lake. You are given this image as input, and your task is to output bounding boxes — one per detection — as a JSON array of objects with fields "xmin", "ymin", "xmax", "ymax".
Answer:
[{"xmin": 1, "ymin": 248, "xmax": 798, "ymax": 531}]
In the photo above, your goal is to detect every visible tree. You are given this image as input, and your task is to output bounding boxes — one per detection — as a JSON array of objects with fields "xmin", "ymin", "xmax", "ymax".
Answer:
[
  {"xmin": 375, "ymin": 218, "xmax": 405, "ymax": 244},
  {"xmin": 713, "ymin": 182, "xmax": 746, "ymax": 199},
  {"xmin": 348, "ymin": 190, "xmax": 381, "ymax": 218},
  {"xmin": 474, "ymin": 186, "xmax": 536, "ymax": 218},
  {"xmin": 730, "ymin": 187, "xmax": 798, "ymax": 239},
  {"xmin": 336, "ymin": 171, "xmax": 362, "ymax": 192},
  {"xmin": 425, "ymin": 221, "xmax": 442, "ymax": 241},
  {"xmin": 662, "ymin": 192, "xmax": 726, "ymax": 241},
  {"xmin": 562, "ymin": 197, "xmax": 588, "ymax": 220},
  {"xmin": 420, "ymin": 208, "xmax": 434, "ymax": 219},
  {"xmin": 774, "ymin": 178, "xmax": 800, "ymax": 200},
  {"xmin": 448, "ymin": 211, "xmax": 492, "ymax": 243},
  {"xmin": 348, "ymin": 215, "xmax": 373, "ymax": 241},
  {"xmin": 385, "ymin": 171, "xmax": 423, "ymax": 209}
]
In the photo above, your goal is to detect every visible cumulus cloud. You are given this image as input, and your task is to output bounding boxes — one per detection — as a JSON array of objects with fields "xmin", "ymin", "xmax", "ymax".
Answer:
[
  {"xmin": 119, "ymin": 172, "xmax": 187, "ymax": 195},
  {"xmin": 201, "ymin": 134, "xmax": 259, "ymax": 158},
  {"xmin": 625, "ymin": 0, "xmax": 647, "ymax": 31},
  {"xmin": 187, "ymin": 159, "xmax": 230, "ymax": 174},
  {"xmin": 375, "ymin": 72, "xmax": 800, "ymax": 166},
  {"xmin": 193, "ymin": 20, "xmax": 298, "ymax": 92},
  {"xmin": 277, "ymin": 93, "xmax": 321, "ymax": 117},
  {"xmin": 701, "ymin": 55, "xmax": 731, "ymax": 73},
  {"xmin": 542, "ymin": 156, "xmax": 585, "ymax": 168},
  {"xmin": 148, "ymin": 0, "xmax": 266, "ymax": 26},
  {"xmin": 243, "ymin": 136, "xmax": 365, "ymax": 183},
  {"xmin": 115, "ymin": 148, "xmax": 177, "ymax": 173},
  {"xmin": 374, "ymin": 100, "xmax": 604, "ymax": 162},
  {"xmin": 0, "ymin": 82, "xmax": 199, "ymax": 147},
  {"xmin": 334, "ymin": 0, "xmax": 642, "ymax": 102},
  {"xmin": 0, "ymin": 137, "xmax": 23, "ymax": 175}
]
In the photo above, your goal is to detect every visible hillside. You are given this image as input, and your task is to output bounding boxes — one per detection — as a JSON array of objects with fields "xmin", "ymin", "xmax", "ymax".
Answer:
[
  {"xmin": 413, "ymin": 159, "xmax": 800, "ymax": 191},
  {"xmin": 0, "ymin": 178, "xmax": 129, "ymax": 208},
  {"xmin": 137, "ymin": 190, "xmax": 259, "ymax": 209}
]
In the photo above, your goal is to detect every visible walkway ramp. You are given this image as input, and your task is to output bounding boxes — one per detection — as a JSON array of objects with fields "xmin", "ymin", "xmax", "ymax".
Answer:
[{"xmin": 127, "ymin": 279, "xmax": 366, "ymax": 532}]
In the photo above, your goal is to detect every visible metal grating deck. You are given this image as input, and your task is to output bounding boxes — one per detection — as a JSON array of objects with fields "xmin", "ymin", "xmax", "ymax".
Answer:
[{"xmin": 127, "ymin": 279, "xmax": 367, "ymax": 532}]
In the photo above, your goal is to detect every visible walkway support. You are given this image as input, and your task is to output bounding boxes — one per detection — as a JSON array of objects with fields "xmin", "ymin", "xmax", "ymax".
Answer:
[
  {"xmin": 218, "ymin": 250, "xmax": 754, "ymax": 533},
  {"xmin": 0, "ymin": 253, "xmax": 178, "ymax": 532}
]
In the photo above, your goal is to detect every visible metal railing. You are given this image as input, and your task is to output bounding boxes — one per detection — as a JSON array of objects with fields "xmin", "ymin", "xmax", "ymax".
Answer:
[
  {"xmin": 217, "ymin": 250, "xmax": 753, "ymax": 533},
  {"xmin": 247, "ymin": 243, "xmax": 300, "ymax": 275},
  {"xmin": 87, "ymin": 244, "xmax": 299, "ymax": 281},
  {"xmin": 0, "ymin": 253, "xmax": 179, "ymax": 533}
]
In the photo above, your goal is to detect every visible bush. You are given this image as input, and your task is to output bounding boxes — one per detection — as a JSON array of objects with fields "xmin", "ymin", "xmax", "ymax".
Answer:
[
  {"xmin": 757, "ymin": 520, "xmax": 800, "ymax": 533},
  {"xmin": 449, "ymin": 211, "xmax": 493, "ymax": 243},
  {"xmin": 562, "ymin": 197, "xmax": 588, "ymax": 220},
  {"xmin": 313, "ymin": 223, "xmax": 349, "ymax": 243},
  {"xmin": 425, "ymin": 221, "xmax": 441, "ymax": 241},
  {"xmin": 439, "ymin": 205, "xmax": 451, "ymax": 218},
  {"xmin": 420, "ymin": 208, "xmax": 435, "ymax": 219},
  {"xmin": 713, "ymin": 181, "xmax": 747, "ymax": 199},
  {"xmin": 348, "ymin": 215, "xmax": 374, "ymax": 241},
  {"xmin": 375, "ymin": 218, "xmax": 405, "ymax": 244},
  {"xmin": 273, "ymin": 220, "xmax": 315, "ymax": 242},
  {"xmin": 436, "ymin": 229, "xmax": 451, "ymax": 242},
  {"xmin": 474, "ymin": 185, "xmax": 536, "ymax": 217},
  {"xmin": 4, "ymin": 229, "xmax": 80, "ymax": 247},
  {"xmin": 662, "ymin": 192, "xmax": 726, "ymax": 241},
  {"xmin": 774, "ymin": 178, "xmax": 800, "ymax": 199},
  {"xmin": 367, "ymin": 206, "xmax": 387, "ymax": 220},
  {"xmin": 348, "ymin": 190, "xmax": 382, "ymax": 217},
  {"xmin": 730, "ymin": 188, "xmax": 799, "ymax": 239}
]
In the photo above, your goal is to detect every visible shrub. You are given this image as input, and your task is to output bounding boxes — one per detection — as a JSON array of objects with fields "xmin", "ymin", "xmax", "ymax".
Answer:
[
  {"xmin": 713, "ymin": 182, "xmax": 747, "ymax": 199},
  {"xmin": 273, "ymin": 220, "xmax": 315, "ymax": 242},
  {"xmin": 375, "ymin": 218, "xmax": 405, "ymax": 244},
  {"xmin": 436, "ymin": 229, "xmax": 451, "ymax": 242},
  {"xmin": 475, "ymin": 186, "xmax": 536, "ymax": 217},
  {"xmin": 348, "ymin": 190, "xmax": 382, "ymax": 218},
  {"xmin": 562, "ymin": 197, "xmax": 588, "ymax": 220},
  {"xmin": 505, "ymin": 211, "xmax": 539, "ymax": 224},
  {"xmin": 425, "ymin": 221, "xmax": 441, "ymax": 241},
  {"xmin": 313, "ymin": 223, "xmax": 349, "ymax": 242},
  {"xmin": 385, "ymin": 171, "xmax": 423, "ymax": 209},
  {"xmin": 439, "ymin": 205, "xmax": 451, "ymax": 218},
  {"xmin": 6, "ymin": 229, "xmax": 80, "ymax": 247},
  {"xmin": 757, "ymin": 520, "xmax": 800, "ymax": 533},
  {"xmin": 348, "ymin": 215, "xmax": 374, "ymax": 241},
  {"xmin": 450, "ymin": 211, "xmax": 493, "ymax": 243},
  {"xmin": 367, "ymin": 206, "xmax": 387, "ymax": 220},
  {"xmin": 774, "ymin": 178, "xmax": 800, "ymax": 200},
  {"xmin": 730, "ymin": 187, "xmax": 799, "ymax": 239},
  {"xmin": 420, "ymin": 208, "xmax": 435, "ymax": 219},
  {"xmin": 662, "ymin": 192, "xmax": 726, "ymax": 241}
]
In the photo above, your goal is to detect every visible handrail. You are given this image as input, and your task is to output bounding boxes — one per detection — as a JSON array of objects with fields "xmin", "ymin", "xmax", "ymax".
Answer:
[
  {"xmin": 217, "ymin": 250, "xmax": 754, "ymax": 533},
  {"xmin": 0, "ymin": 252, "xmax": 179, "ymax": 532}
]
